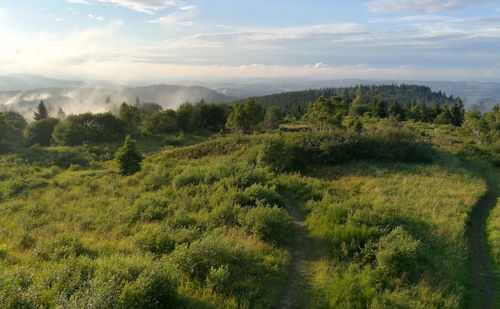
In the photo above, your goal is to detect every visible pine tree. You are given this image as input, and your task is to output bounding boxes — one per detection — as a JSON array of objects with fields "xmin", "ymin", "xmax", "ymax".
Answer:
[
  {"xmin": 450, "ymin": 99, "xmax": 465, "ymax": 127},
  {"xmin": 34, "ymin": 101, "xmax": 49, "ymax": 121},
  {"xmin": 115, "ymin": 136, "xmax": 143, "ymax": 175}
]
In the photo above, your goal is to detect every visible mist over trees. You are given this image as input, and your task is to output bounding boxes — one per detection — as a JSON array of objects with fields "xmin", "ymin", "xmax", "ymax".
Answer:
[{"xmin": 0, "ymin": 85, "xmax": 473, "ymax": 151}]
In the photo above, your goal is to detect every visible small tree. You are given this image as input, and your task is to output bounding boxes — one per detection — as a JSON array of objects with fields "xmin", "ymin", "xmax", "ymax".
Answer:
[
  {"xmin": 388, "ymin": 101, "xmax": 406, "ymax": 121},
  {"xmin": 115, "ymin": 135, "xmax": 143, "ymax": 175},
  {"xmin": 262, "ymin": 106, "xmax": 281, "ymax": 130},
  {"xmin": 303, "ymin": 96, "xmax": 345, "ymax": 131},
  {"xmin": 226, "ymin": 98, "xmax": 264, "ymax": 134},
  {"xmin": 34, "ymin": 101, "xmax": 49, "ymax": 121},
  {"xmin": 450, "ymin": 99, "xmax": 465, "ymax": 127},
  {"xmin": 119, "ymin": 103, "xmax": 141, "ymax": 135},
  {"xmin": 435, "ymin": 107, "xmax": 453, "ymax": 125},
  {"xmin": 24, "ymin": 118, "xmax": 59, "ymax": 146},
  {"xmin": 4, "ymin": 110, "xmax": 27, "ymax": 139}
]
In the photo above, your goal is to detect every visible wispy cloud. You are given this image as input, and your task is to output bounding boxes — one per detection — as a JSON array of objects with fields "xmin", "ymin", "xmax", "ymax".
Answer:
[
  {"xmin": 66, "ymin": 0, "xmax": 91, "ymax": 4},
  {"xmin": 97, "ymin": 0, "xmax": 181, "ymax": 14},
  {"xmin": 0, "ymin": 20, "xmax": 124, "ymax": 69},
  {"xmin": 149, "ymin": 5, "xmax": 198, "ymax": 29},
  {"xmin": 88, "ymin": 14, "xmax": 105, "ymax": 21},
  {"xmin": 366, "ymin": 0, "xmax": 493, "ymax": 13},
  {"xmin": 163, "ymin": 23, "xmax": 366, "ymax": 49}
]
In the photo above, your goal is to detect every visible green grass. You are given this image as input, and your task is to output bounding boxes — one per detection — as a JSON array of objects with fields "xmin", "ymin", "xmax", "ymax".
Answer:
[
  {"xmin": 0, "ymin": 122, "xmax": 497, "ymax": 308},
  {"xmin": 274, "ymin": 157, "xmax": 485, "ymax": 308}
]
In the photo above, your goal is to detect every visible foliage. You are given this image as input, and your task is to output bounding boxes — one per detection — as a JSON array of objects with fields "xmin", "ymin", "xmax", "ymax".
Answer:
[
  {"xmin": 3, "ymin": 110, "xmax": 27, "ymax": 139},
  {"xmin": 0, "ymin": 112, "xmax": 496, "ymax": 308},
  {"xmin": 226, "ymin": 98, "xmax": 264, "ymax": 134},
  {"xmin": 262, "ymin": 106, "xmax": 282, "ymax": 130},
  {"xmin": 142, "ymin": 109, "xmax": 177, "ymax": 135},
  {"xmin": 24, "ymin": 118, "xmax": 59, "ymax": 146},
  {"xmin": 304, "ymin": 96, "xmax": 345, "ymax": 130},
  {"xmin": 254, "ymin": 84, "xmax": 457, "ymax": 119},
  {"xmin": 34, "ymin": 100, "xmax": 49, "ymax": 121},
  {"xmin": 119, "ymin": 103, "xmax": 141, "ymax": 135},
  {"xmin": 115, "ymin": 136, "xmax": 143, "ymax": 175},
  {"xmin": 53, "ymin": 112, "xmax": 125, "ymax": 146},
  {"xmin": 461, "ymin": 106, "xmax": 500, "ymax": 144},
  {"xmin": 238, "ymin": 204, "xmax": 292, "ymax": 244}
]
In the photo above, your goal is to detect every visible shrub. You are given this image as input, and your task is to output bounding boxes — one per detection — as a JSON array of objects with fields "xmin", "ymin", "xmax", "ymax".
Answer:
[
  {"xmin": 133, "ymin": 225, "xmax": 175, "ymax": 255},
  {"xmin": 170, "ymin": 233, "xmax": 232, "ymax": 282},
  {"xmin": 328, "ymin": 224, "xmax": 381, "ymax": 260},
  {"xmin": 205, "ymin": 265, "xmax": 231, "ymax": 294},
  {"xmin": 283, "ymin": 129, "xmax": 433, "ymax": 170},
  {"xmin": 115, "ymin": 136, "xmax": 143, "ymax": 176},
  {"xmin": 35, "ymin": 233, "xmax": 90, "ymax": 261},
  {"xmin": 244, "ymin": 184, "xmax": 283, "ymax": 207},
  {"xmin": 131, "ymin": 194, "xmax": 168, "ymax": 222},
  {"xmin": 257, "ymin": 137, "xmax": 292, "ymax": 172},
  {"xmin": 376, "ymin": 227, "xmax": 420, "ymax": 277},
  {"xmin": 171, "ymin": 167, "xmax": 204, "ymax": 189},
  {"xmin": 238, "ymin": 204, "xmax": 292, "ymax": 244},
  {"xmin": 118, "ymin": 266, "xmax": 178, "ymax": 308}
]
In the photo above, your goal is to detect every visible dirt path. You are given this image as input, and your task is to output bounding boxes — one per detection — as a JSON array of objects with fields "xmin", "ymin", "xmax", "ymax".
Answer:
[
  {"xmin": 279, "ymin": 202, "xmax": 313, "ymax": 309},
  {"xmin": 465, "ymin": 162, "xmax": 498, "ymax": 309}
]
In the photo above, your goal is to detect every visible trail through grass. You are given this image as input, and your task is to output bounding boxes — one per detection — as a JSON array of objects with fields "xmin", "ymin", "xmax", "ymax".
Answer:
[
  {"xmin": 464, "ymin": 161, "xmax": 499, "ymax": 309},
  {"xmin": 280, "ymin": 200, "xmax": 314, "ymax": 309}
]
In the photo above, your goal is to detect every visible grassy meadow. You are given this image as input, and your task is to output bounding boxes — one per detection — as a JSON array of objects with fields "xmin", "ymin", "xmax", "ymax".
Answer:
[{"xmin": 0, "ymin": 119, "xmax": 499, "ymax": 308}]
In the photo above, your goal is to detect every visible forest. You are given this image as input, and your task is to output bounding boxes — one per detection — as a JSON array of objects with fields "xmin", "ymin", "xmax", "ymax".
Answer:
[{"xmin": 0, "ymin": 84, "xmax": 499, "ymax": 308}]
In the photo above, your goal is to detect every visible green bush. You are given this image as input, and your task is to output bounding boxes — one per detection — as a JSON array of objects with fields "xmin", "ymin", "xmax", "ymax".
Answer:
[
  {"xmin": 130, "ymin": 194, "xmax": 168, "ymax": 222},
  {"xmin": 133, "ymin": 225, "xmax": 175, "ymax": 255},
  {"xmin": 238, "ymin": 204, "xmax": 292, "ymax": 244},
  {"xmin": 115, "ymin": 136, "xmax": 143, "ymax": 176},
  {"xmin": 376, "ymin": 226, "xmax": 420, "ymax": 277},
  {"xmin": 118, "ymin": 266, "xmax": 178, "ymax": 308},
  {"xmin": 35, "ymin": 233, "xmax": 91, "ymax": 261},
  {"xmin": 257, "ymin": 137, "xmax": 292, "ymax": 172},
  {"xmin": 24, "ymin": 118, "xmax": 60, "ymax": 146},
  {"xmin": 283, "ymin": 129, "xmax": 433, "ymax": 170}
]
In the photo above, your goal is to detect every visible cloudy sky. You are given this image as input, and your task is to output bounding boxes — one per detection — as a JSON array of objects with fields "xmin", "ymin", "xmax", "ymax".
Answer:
[{"xmin": 0, "ymin": 0, "xmax": 499, "ymax": 82}]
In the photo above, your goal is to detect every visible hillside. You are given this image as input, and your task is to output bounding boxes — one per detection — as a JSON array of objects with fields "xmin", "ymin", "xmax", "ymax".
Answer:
[
  {"xmin": 1, "ymin": 86, "xmax": 500, "ymax": 308},
  {"xmin": 0, "ymin": 118, "xmax": 499, "ymax": 307},
  {"xmin": 253, "ymin": 84, "xmax": 457, "ymax": 118}
]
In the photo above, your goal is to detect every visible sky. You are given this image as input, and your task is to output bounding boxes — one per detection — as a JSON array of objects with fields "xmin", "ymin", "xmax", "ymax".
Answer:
[{"xmin": 0, "ymin": 0, "xmax": 500, "ymax": 82}]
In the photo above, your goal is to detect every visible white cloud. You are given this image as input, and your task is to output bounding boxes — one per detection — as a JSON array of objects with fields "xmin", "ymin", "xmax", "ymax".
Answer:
[
  {"xmin": 163, "ymin": 23, "xmax": 366, "ymax": 49},
  {"xmin": 0, "ymin": 20, "xmax": 124, "ymax": 69},
  {"xmin": 369, "ymin": 15, "xmax": 464, "ymax": 23},
  {"xmin": 55, "ymin": 18, "xmax": 64, "ymax": 22},
  {"xmin": 66, "ymin": 0, "xmax": 90, "ymax": 4},
  {"xmin": 97, "ymin": 0, "xmax": 181, "ymax": 14},
  {"xmin": 149, "ymin": 5, "xmax": 198, "ymax": 29},
  {"xmin": 366, "ymin": 0, "xmax": 493, "ymax": 13},
  {"xmin": 88, "ymin": 14, "xmax": 105, "ymax": 21}
]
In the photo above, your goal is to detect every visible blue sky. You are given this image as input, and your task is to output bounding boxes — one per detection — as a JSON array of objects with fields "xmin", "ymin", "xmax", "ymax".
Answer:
[{"xmin": 0, "ymin": 0, "xmax": 499, "ymax": 82}]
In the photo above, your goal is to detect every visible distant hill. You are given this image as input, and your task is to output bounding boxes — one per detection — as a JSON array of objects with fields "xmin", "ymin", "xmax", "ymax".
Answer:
[
  {"xmin": 0, "ymin": 84, "xmax": 234, "ymax": 119},
  {"xmin": 251, "ymin": 84, "xmax": 457, "ymax": 118},
  {"xmin": 178, "ymin": 79, "xmax": 500, "ymax": 112}
]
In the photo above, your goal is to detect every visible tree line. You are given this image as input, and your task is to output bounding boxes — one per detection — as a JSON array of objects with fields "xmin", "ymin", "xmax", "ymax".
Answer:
[
  {"xmin": 254, "ymin": 84, "xmax": 458, "ymax": 119},
  {"xmin": 0, "ymin": 84, "xmax": 480, "ymax": 151}
]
